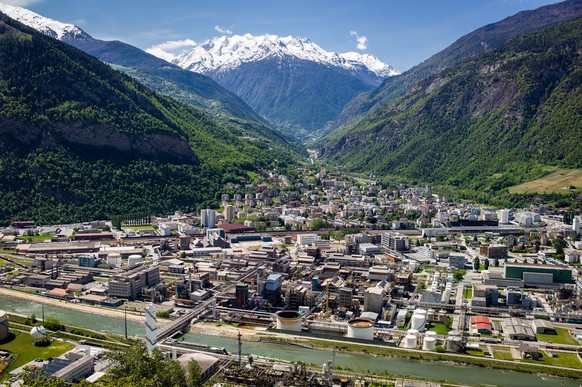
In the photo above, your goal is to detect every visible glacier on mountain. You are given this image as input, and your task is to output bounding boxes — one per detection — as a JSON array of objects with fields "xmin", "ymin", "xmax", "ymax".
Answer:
[{"xmin": 148, "ymin": 34, "xmax": 399, "ymax": 78}]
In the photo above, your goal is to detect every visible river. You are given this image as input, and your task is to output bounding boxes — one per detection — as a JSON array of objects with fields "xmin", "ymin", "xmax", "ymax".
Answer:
[{"xmin": 0, "ymin": 295, "xmax": 579, "ymax": 386}]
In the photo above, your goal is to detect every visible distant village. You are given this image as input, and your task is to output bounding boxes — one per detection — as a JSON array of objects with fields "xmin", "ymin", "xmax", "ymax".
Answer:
[{"xmin": 1, "ymin": 165, "xmax": 582, "ymax": 385}]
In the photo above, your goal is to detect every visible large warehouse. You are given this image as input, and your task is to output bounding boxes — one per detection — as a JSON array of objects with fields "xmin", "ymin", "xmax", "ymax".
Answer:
[{"xmin": 504, "ymin": 263, "xmax": 572, "ymax": 284}]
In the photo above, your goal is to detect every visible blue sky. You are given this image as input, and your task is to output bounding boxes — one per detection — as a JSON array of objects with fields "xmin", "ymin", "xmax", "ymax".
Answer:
[{"xmin": 7, "ymin": 0, "xmax": 562, "ymax": 71}]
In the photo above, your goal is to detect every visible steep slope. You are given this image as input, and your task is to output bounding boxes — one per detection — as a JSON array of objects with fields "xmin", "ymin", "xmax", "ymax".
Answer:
[
  {"xmin": 0, "ymin": 2, "xmax": 266, "ymax": 124},
  {"xmin": 321, "ymin": 17, "xmax": 582, "ymax": 200},
  {"xmin": 0, "ymin": 13, "xmax": 299, "ymax": 225},
  {"xmin": 334, "ymin": 0, "xmax": 582, "ymax": 127},
  {"xmin": 157, "ymin": 34, "xmax": 398, "ymax": 135}
]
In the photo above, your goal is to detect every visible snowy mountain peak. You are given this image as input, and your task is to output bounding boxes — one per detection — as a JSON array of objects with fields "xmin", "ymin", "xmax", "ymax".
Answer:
[
  {"xmin": 149, "ymin": 33, "xmax": 399, "ymax": 78},
  {"xmin": 0, "ymin": 2, "xmax": 92, "ymax": 41}
]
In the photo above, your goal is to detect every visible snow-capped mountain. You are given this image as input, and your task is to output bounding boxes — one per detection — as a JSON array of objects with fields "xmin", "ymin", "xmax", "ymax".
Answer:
[
  {"xmin": 149, "ymin": 34, "xmax": 399, "ymax": 132},
  {"xmin": 0, "ymin": 3, "xmax": 266, "ymax": 123},
  {"xmin": 151, "ymin": 34, "xmax": 399, "ymax": 79},
  {"xmin": 0, "ymin": 2, "xmax": 91, "ymax": 42}
]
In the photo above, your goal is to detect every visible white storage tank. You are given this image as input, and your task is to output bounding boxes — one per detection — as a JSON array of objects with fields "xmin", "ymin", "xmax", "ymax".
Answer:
[
  {"xmin": 415, "ymin": 308, "xmax": 427, "ymax": 317},
  {"xmin": 346, "ymin": 318, "xmax": 374, "ymax": 340},
  {"xmin": 0, "ymin": 310, "xmax": 8, "ymax": 341},
  {"xmin": 427, "ymin": 309, "xmax": 436, "ymax": 321},
  {"xmin": 407, "ymin": 329, "xmax": 419, "ymax": 336},
  {"xmin": 276, "ymin": 311, "xmax": 302, "ymax": 332},
  {"xmin": 411, "ymin": 313, "xmax": 426, "ymax": 330},
  {"xmin": 423, "ymin": 336, "xmax": 436, "ymax": 351},
  {"xmin": 403, "ymin": 334, "xmax": 418, "ymax": 349},
  {"xmin": 107, "ymin": 253, "xmax": 122, "ymax": 267},
  {"xmin": 425, "ymin": 330, "xmax": 437, "ymax": 339},
  {"xmin": 128, "ymin": 254, "xmax": 144, "ymax": 267}
]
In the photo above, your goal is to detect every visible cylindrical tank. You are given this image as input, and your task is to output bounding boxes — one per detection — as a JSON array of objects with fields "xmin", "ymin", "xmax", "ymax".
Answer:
[
  {"xmin": 425, "ymin": 330, "xmax": 437, "ymax": 338},
  {"xmin": 107, "ymin": 253, "xmax": 122, "ymax": 267},
  {"xmin": 411, "ymin": 313, "xmax": 426, "ymax": 330},
  {"xmin": 415, "ymin": 308, "xmax": 427, "ymax": 317},
  {"xmin": 423, "ymin": 337, "xmax": 436, "ymax": 351},
  {"xmin": 128, "ymin": 254, "xmax": 144, "ymax": 267},
  {"xmin": 438, "ymin": 309, "xmax": 447, "ymax": 321},
  {"xmin": 446, "ymin": 336, "xmax": 463, "ymax": 352},
  {"xmin": 407, "ymin": 329, "xmax": 419, "ymax": 336},
  {"xmin": 275, "ymin": 311, "xmax": 302, "ymax": 332},
  {"xmin": 346, "ymin": 318, "xmax": 374, "ymax": 340},
  {"xmin": 403, "ymin": 334, "xmax": 418, "ymax": 349},
  {"xmin": 0, "ymin": 310, "xmax": 8, "ymax": 341}
]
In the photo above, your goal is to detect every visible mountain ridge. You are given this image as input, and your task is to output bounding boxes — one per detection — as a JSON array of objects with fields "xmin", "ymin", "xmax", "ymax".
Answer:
[
  {"xmin": 0, "ymin": 12, "xmax": 300, "ymax": 224},
  {"xmin": 320, "ymin": 16, "xmax": 582, "ymax": 204}
]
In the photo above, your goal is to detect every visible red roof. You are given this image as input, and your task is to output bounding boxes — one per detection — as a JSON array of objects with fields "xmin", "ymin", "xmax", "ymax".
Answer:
[
  {"xmin": 470, "ymin": 315, "xmax": 491, "ymax": 324},
  {"xmin": 218, "ymin": 223, "xmax": 254, "ymax": 233}
]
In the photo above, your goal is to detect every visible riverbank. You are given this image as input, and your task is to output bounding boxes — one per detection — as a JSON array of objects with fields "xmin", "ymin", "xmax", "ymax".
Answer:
[
  {"xmin": 190, "ymin": 321, "xmax": 582, "ymax": 381},
  {"xmin": 0, "ymin": 286, "xmax": 169, "ymax": 324}
]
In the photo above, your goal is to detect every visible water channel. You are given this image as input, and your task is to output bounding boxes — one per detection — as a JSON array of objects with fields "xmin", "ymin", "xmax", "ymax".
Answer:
[{"xmin": 0, "ymin": 295, "xmax": 579, "ymax": 386}]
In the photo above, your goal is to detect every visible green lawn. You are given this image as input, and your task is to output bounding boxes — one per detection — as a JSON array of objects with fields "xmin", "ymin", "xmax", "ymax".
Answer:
[
  {"xmin": 536, "ymin": 327, "xmax": 579, "ymax": 346},
  {"xmin": 523, "ymin": 351, "xmax": 582, "ymax": 369},
  {"xmin": 463, "ymin": 287, "xmax": 473, "ymax": 299},
  {"xmin": 16, "ymin": 234, "xmax": 53, "ymax": 242},
  {"xmin": 493, "ymin": 350, "xmax": 514, "ymax": 360},
  {"xmin": 0, "ymin": 331, "xmax": 74, "ymax": 376},
  {"xmin": 428, "ymin": 322, "xmax": 451, "ymax": 335},
  {"xmin": 122, "ymin": 224, "xmax": 155, "ymax": 231},
  {"xmin": 466, "ymin": 349, "xmax": 484, "ymax": 357}
]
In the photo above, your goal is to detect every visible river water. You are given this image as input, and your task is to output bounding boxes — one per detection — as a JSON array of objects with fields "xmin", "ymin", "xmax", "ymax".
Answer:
[{"xmin": 0, "ymin": 295, "xmax": 578, "ymax": 386}]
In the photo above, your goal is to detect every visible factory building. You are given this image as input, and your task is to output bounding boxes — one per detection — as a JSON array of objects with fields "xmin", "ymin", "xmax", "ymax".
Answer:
[{"xmin": 504, "ymin": 263, "xmax": 572, "ymax": 284}]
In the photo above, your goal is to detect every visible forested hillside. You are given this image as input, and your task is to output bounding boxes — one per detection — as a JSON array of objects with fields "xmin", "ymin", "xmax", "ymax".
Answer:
[
  {"xmin": 0, "ymin": 13, "xmax": 300, "ymax": 225},
  {"xmin": 321, "ymin": 17, "xmax": 582, "ymax": 204}
]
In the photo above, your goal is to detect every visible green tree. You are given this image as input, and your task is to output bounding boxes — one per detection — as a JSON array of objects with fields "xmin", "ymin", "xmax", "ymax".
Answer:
[
  {"xmin": 186, "ymin": 360, "xmax": 202, "ymax": 387},
  {"xmin": 473, "ymin": 257, "xmax": 480, "ymax": 271},
  {"xmin": 308, "ymin": 218, "xmax": 327, "ymax": 231},
  {"xmin": 483, "ymin": 258, "xmax": 489, "ymax": 270},
  {"xmin": 104, "ymin": 342, "xmax": 187, "ymax": 387},
  {"xmin": 453, "ymin": 269, "xmax": 466, "ymax": 282},
  {"xmin": 44, "ymin": 317, "xmax": 65, "ymax": 332},
  {"xmin": 494, "ymin": 258, "xmax": 499, "ymax": 267}
]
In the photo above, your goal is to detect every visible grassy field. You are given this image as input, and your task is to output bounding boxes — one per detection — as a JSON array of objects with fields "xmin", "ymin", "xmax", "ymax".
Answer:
[
  {"xmin": 509, "ymin": 168, "xmax": 582, "ymax": 194},
  {"xmin": 493, "ymin": 349, "xmax": 514, "ymax": 360},
  {"xmin": 463, "ymin": 287, "xmax": 473, "ymax": 299},
  {"xmin": 0, "ymin": 331, "xmax": 74, "ymax": 376},
  {"xmin": 122, "ymin": 224, "xmax": 155, "ymax": 231},
  {"xmin": 536, "ymin": 327, "xmax": 579, "ymax": 346},
  {"xmin": 523, "ymin": 351, "xmax": 582, "ymax": 369},
  {"xmin": 428, "ymin": 322, "xmax": 451, "ymax": 335}
]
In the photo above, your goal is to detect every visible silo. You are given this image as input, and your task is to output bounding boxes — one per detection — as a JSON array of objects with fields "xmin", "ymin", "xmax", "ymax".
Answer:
[
  {"xmin": 346, "ymin": 318, "xmax": 374, "ymax": 340},
  {"xmin": 128, "ymin": 254, "xmax": 144, "ymax": 267},
  {"xmin": 411, "ymin": 313, "xmax": 426, "ymax": 330},
  {"xmin": 0, "ymin": 311, "xmax": 8, "ymax": 341},
  {"xmin": 403, "ymin": 334, "xmax": 418, "ymax": 349},
  {"xmin": 407, "ymin": 328, "xmax": 419, "ymax": 336},
  {"xmin": 422, "ymin": 337, "xmax": 436, "ymax": 351},
  {"xmin": 107, "ymin": 253, "xmax": 122, "ymax": 267},
  {"xmin": 275, "ymin": 311, "xmax": 302, "ymax": 332},
  {"xmin": 446, "ymin": 335, "xmax": 463, "ymax": 352}
]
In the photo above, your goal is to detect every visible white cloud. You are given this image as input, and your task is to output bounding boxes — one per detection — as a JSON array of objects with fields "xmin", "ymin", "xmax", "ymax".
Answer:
[
  {"xmin": 349, "ymin": 31, "xmax": 367, "ymax": 51},
  {"xmin": 146, "ymin": 39, "xmax": 197, "ymax": 62},
  {"xmin": 214, "ymin": 25, "xmax": 232, "ymax": 35},
  {"xmin": 0, "ymin": 0, "xmax": 43, "ymax": 6}
]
